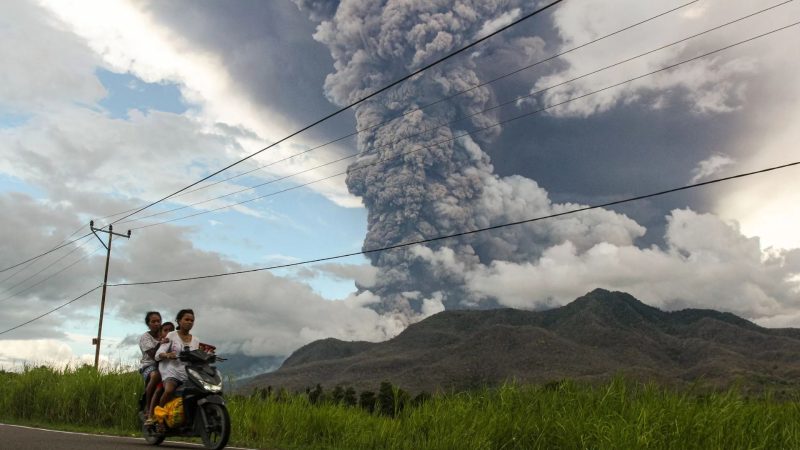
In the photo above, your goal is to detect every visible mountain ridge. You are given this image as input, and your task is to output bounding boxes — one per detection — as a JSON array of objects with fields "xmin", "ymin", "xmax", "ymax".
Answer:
[{"xmin": 243, "ymin": 289, "xmax": 800, "ymax": 393}]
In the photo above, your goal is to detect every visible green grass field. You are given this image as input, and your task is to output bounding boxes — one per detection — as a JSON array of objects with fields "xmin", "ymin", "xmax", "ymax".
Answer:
[{"xmin": 1, "ymin": 365, "xmax": 799, "ymax": 449}]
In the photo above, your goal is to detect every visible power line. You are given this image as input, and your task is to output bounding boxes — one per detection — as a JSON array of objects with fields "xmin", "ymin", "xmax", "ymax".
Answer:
[
  {"xmin": 111, "ymin": 0, "xmax": 698, "ymax": 213},
  {"xmin": 0, "ymin": 285, "xmax": 102, "ymax": 336},
  {"xmin": 4, "ymin": 160, "xmax": 796, "ymax": 337},
  {"xmin": 121, "ymin": 1, "xmax": 785, "ymax": 227},
  {"xmin": 124, "ymin": 17, "xmax": 800, "ymax": 231},
  {"xmin": 0, "ymin": 235, "xmax": 94, "ymax": 296},
  {"xmin": 0, "ymin": 255, "xmax": 42, "ymax": 286},
  {"xmin": 107, "ymin": 160, "xmax": 800, "ymax": 287},
  {"xmin": 0, "ymin": 244, "xmax": 104, "ymax": 304},
  {"xmin": 50, "ymin": 1, "xmax": 707, "ymax": 231},
  {"xmin": 106, "ymin": 1, "xmax": 564, "ymax": 228},
  {"xmin": 4, "ymin": 7, "xmax": 796, "ymax": 337},
  {"xmin": 0, "ymin": 1, "xmax": 784, "ymax": 278},
  {"xmin": 0, "ymin": 222, "xmax": 90, "ymax": 280},
  {"xmin": 89, "ymin": 0, "xmax": 695, "ymax": 230},
  {"xmin": 0, "ymin": 0, "xmax": 564, "ymax": 282},
  {"xmin": 5, "ymin": 161, "xmax": 795, "ymax": 336},
  {"xmin": 0, "ymin": 232, "xmax": 92, "ymax": 275}
]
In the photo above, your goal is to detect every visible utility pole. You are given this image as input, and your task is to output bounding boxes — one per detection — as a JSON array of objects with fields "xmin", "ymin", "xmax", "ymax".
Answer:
[{"xmin": 90, "ymin": 220, "xmax": 131, "ymax": 369}]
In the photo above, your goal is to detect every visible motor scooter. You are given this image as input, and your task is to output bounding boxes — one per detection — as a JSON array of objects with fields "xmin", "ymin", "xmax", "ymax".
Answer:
[{"xmin": 139, "ymin": 348, "xmax": 230, "ymax": 449}]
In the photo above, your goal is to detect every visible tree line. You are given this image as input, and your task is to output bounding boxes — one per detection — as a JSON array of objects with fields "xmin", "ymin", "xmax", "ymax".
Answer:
[{"xmin": 251, "ymin": 381, "xmax": 432, "ymax": 417}]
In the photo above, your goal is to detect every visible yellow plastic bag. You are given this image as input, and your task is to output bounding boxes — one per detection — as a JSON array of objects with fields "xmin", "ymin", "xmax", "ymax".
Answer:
[{"xmin": 153, "ymin": 397, "xmax": 184, "ymax": 428}]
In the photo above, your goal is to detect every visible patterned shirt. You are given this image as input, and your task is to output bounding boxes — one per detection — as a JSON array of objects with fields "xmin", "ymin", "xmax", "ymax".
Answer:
[{"xmin": 139, "ymin": 331, "xmax": 160, "ymax": 369}]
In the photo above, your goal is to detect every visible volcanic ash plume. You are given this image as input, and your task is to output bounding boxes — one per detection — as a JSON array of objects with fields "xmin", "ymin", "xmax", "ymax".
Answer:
[{"xmin": 295, "ymin": 0, "xmax": 644, "ymax": 314}]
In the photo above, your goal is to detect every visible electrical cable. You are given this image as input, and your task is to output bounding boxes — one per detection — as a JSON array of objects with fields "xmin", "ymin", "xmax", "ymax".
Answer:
[
  {"xmin": 3, "ymin": 5, "xmax": 795, "ymax": 336},
  {"xmin": 0, "ymin": 244, "xmax": 104, "ymax": 304},
  {"xmin": 106, "ymin": 0, "xmax": 564, "ymax": 228},
  {"xmin": 0, "ymin": 232, "xmax": 92, "ymax": 275},
  {"xmin": 108, "ymin": 160, "xmax": 799, "ymax": 287},
  {"xmin": 3, "ymin": 155, "xmax": 793, "ymax": 336},
  {"xmin": 2, "ymin": 0, "xmax": 565, "ymax": 268},
  {"xmin": 4, "ymin": 159, "xmax": 795, "ymax": 337},
  {"xmin": 0, "ymin": 256, "xmax": 42, "ymax": 286},
  {"xmin": 115, "ymin": 0, "xmax": 699, "ymax": 209},
  {"xmin": 117, "ymin": 1, "xmax": 786, "ymax": 227},
  {"xmin": 85, "ymin": 0, "xmax": 696, "ymax": 229},
  {"xmin": 0, "ymin": 0, "xmax": 781, "ymax": 276},
  {"xmin": 0, "ymin": 285, "xmax": 102, "ymax": 336},
  {"xmin": 0, "ymin": 234, "xmax": 95, "ymax": 296},
  {"xmin": 123, "ymin": 18, "xmax": 800, "ymax": 231}
]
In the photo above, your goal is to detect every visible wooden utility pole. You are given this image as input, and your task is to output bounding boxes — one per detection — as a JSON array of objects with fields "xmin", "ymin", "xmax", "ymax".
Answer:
[{"xmin": 90, "ymin": 220, "xmax": 131, "ymax": 369}]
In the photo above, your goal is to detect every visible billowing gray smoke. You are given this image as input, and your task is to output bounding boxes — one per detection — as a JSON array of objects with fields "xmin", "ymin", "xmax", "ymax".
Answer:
[{"xmin": 295, "ymin": 0, "xmax": 644, "ymax": 314}]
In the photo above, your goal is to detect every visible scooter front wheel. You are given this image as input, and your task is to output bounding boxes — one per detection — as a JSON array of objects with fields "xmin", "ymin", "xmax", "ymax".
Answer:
[{"xmin": 199, "ymin": 403, "xmax": 230, "ymax": 450}]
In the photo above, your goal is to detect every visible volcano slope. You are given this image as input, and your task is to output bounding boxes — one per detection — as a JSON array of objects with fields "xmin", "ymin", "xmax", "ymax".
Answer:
[{"xmin": 244, "ymin": 289, "xmax": 800, "ymax": 393}]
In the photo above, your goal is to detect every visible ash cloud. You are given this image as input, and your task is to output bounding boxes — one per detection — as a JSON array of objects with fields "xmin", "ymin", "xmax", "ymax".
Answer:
[
  {"xmin": 297, "ymin": 0, "xmax": 645, "ymax": 313},
  {"xmin": 297, "ymin": 0, "xmax": 800, "ymax": 321}
]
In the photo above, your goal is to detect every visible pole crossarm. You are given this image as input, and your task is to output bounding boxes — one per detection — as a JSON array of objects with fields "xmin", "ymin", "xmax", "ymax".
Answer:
[{"xmin": 90, "ymin": 220, "xmax": 132, "ymax": 250}]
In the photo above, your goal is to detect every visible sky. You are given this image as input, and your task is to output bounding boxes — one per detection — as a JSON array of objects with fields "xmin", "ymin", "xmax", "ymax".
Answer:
[{"xmin": 1, "ymin": 0, "xmax": 799, "ymax": 375}]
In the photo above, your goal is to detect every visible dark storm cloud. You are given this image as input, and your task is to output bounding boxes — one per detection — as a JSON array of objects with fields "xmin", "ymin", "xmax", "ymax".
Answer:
[
  {"xmin": 140, "ymin": 0, "xmax": 354, "ymax": 141},
  {"xmin": 294, "ymin": 0, "xmax": 340, "ymax": 22},
  {"xmin": 486, "ymin": 98, "xmax": 748, "ymax": 247}
]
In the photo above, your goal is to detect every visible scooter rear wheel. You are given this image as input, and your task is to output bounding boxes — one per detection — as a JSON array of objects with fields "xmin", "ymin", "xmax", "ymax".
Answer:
[{"xmin": 142, "ymin": 422, "xmax": 166, "ymax": 445}]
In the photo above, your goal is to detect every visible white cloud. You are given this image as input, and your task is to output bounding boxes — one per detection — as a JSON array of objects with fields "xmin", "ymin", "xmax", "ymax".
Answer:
[
  {"xmin": 474, "ymin": 8, "xmax": 521, "ymax": 39},
  {"xmin": 313, "ymin": 262, "xmax": 379, "ymax": 288},
  {"xmin": 0, "ymin": 191, "xmax": 406, "ymax": 363},
  {"xmin": 535, "ymin": 0, "xmax": 795, "ymax": 117},
  {"xmin": 540, "ymin": 0, "xmax": 800, "ymax": 252},
  {"xmin": 4, "ymin": 0, "xmax": 800, "ymax": 372},
  {"xmin": 35, "ymin": 0, "xmax": 360, "ymax": 208},
  {"xmin": 0, "ymin": 339, "xmax": 76, "ymax": 368},
  {"xmin": 754, "ymin": 311, "xmax": 800, "ymax": 328},
  {"xmin": 0, "ymin": 1, "xmax": 105, "ymax": 113},
  {"xmin": 421, "ymin": 292, "xmax": 446, "ymax": 317},
  {"xmin": 262, "ymin": 253, "xmax": 301, "ymax": 265},
  {"xmin": 690, "ymin": 153, "xmax": 735, "ymax": 183},
  {"xmin": 455, "ymin": 209, "xmax": 800, "ymax": 319},
  {"xmin": 713, "ymin": 56, "xmax": 800, "ymax": 250},
  {"xmin": 0, "ymin": 109, "xmax": 237, "ymax": 206},
  {"xmin": 0, "ymin": 333, "xmax": 124, "ymax": 370}
]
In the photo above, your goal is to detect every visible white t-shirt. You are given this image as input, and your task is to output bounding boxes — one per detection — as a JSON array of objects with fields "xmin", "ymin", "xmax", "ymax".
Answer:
[
  {"xmin": 139, "ymin": 331, "xmax": 160, "ymax": 369},
  {"xmin": 155, "ymin": 330, "xmax": 200, "ymax": 382}
]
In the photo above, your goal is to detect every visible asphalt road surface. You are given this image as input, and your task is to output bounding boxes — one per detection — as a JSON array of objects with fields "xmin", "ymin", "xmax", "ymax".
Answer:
[{"xmin": 0, "ymin": 423, "xmax": 258, "ymax": 449}]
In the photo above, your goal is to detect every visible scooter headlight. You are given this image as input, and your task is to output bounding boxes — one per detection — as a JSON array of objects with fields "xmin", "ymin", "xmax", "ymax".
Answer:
[{"xmin": 187, "ymin": 367, "xmax": 223, "ymax": 393}]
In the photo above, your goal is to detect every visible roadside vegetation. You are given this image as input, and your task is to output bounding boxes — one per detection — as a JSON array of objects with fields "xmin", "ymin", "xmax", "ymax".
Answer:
[{"xmin": 1, "ymin": 366, "xmax": 799, "ymax": 449}]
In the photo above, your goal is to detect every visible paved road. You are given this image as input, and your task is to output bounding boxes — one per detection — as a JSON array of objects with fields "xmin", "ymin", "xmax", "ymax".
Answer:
[{"xmin": 0, "ymin": 423, "xmax": 258, "ymax": 449}]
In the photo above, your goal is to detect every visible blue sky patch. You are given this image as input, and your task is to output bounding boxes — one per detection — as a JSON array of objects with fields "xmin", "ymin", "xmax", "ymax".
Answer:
[
  {"xmin": 96, "ymin": 69, "xmax": 187, "ymax": 119},
  {"xmin": 140, "ymin": 185, "xmax": 369, "ymax": 300},
  {"xmin": 0, "ymin": 173, "xmax": 43, "ymax": 198},
  {"xmin": 0, "ymin": 112, "xmax": 30, "ymax": 129}
]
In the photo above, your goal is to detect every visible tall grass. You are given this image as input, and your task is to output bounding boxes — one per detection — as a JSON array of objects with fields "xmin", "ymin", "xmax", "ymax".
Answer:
[
  {"xmin": 0, "ymin": 365, "xmax": 139, "ymax": 433},
  {"xmin": 230, "ymin": 379, "xmax": 800, "ymax": 450},
  {"xmin": 1, "ymin": 366, "xmax": 799, "ymax": 449}
]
